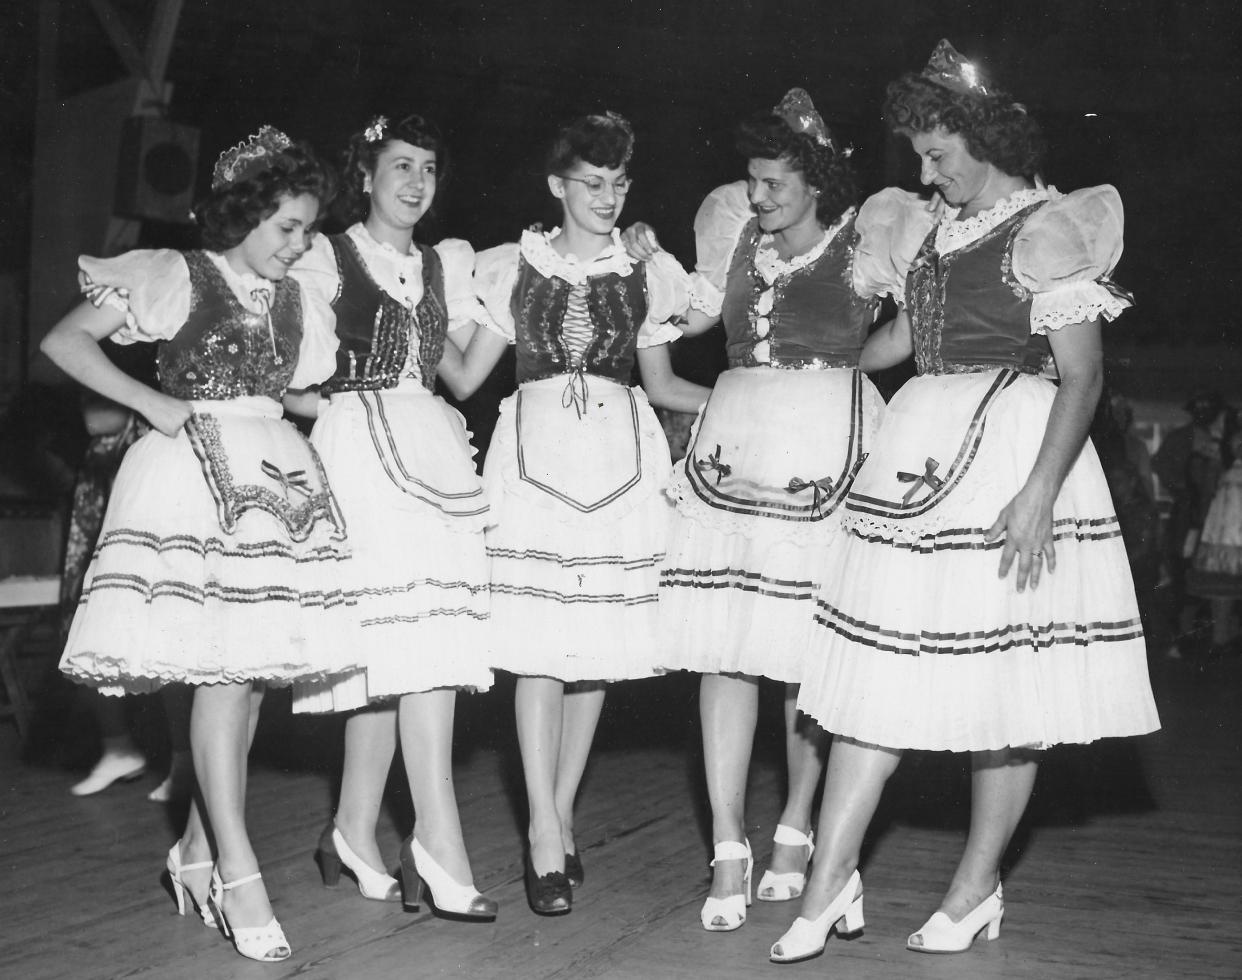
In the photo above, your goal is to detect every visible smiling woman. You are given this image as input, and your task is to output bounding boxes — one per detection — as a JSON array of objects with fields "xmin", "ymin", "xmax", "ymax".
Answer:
[{"xmin": 39, "ymin": 128, "xmax": 353, "ymax": 965}]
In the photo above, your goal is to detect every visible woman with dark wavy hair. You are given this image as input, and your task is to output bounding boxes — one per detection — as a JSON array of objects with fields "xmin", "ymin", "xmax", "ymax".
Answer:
[
  {"xmin": 285, "ymin": 112, "xmax": 497, "ymax": 921},
  {"xmin": 625, "ymin": 89, "xmax": 929, "ymax": 933},
  {"xmin": 442, "ymin": 111, "xmax": 708, "ymax": 916},
  {"xmin": 42, "ymin": 129, "xmax": 350, "ymax": 963},
  {"xmin": 769, "ymin": 42, "xmax": 1159, "ymax": 963}
]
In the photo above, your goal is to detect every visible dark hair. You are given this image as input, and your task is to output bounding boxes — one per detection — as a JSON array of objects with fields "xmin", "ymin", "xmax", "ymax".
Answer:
[
  {"xmin": 339, "ymin": 114, "xmax": 448, "ymax": 224},
  {"xmin": 734, "ymin": 113, "xmax": 857, "ymax": 226},
  {"xmin": 883, "ymin": 74, "xmax": 1045, "ymax": 178},
  {"xmin": 545, "ymin": 113, "xmax": 634, "ymax": 176},
  {"xmin": 195, "ymin": 142, "xmax": 332, "ymax": 252}
]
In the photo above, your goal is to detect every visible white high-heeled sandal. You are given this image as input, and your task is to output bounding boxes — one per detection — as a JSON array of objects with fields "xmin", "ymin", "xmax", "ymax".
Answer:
[
  {"xmin": 769, "ymin": 869, "xmax": 864, "ymax": 964},
  {"xmin": 906, "ymin": 882, "xmax": 1003, "ymax": 954},
  {"xmin": 700, "ymin": 839, "xmax": 752, "ymax": 932},
  {"xmin": 756, "ymin": 824, "xmax": 815, "ymax": 902},
  {"xmin": 165, "ymin": 841, "xmax": 216, "ymax": 928},
  {"xmin": 208, "ymin": 868, "xmax": 291, "ymax": 963}
]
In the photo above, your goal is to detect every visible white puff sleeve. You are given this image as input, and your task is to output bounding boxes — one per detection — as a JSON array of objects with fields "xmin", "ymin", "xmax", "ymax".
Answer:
[
  {"xmin": 638, "ymin": 250, "xmax": 691, "ymax": 348},
  {"xmin": 1011, "ymin": 185, "xmax": 1131, "ymax": 334},
  {"xmin": 77, "ymin": 249, "xmax": 190, "ymax": 344},
  {"xmin": 473, "ymin": 242, "xmax": 521, "ymax": 343},
  {"xmin": 434, "ymin": 238, "xmax": 497, "ymax": 334},
  {"xmin": 689, "ymin": 181, "xmax": 752, "ymax": 316},
  {"xmin": 852, "ymin": 187, "xmax": 939, "ymax": 304},
  {"xmin": 287, "ymin": 278, "xmax": 340, "ymax": 390}
]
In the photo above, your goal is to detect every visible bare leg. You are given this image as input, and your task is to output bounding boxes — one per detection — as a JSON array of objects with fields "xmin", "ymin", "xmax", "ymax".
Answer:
[
  {"xmin": 767, "ymin": 684, "xmax": 829, "ymax": 876},
  {"xmin": 192, "ymin": 681, "xmax": 273, "ymax": 929},
  {"xmin": 149, "ymin": 684, "xmax": 195, "ymax": 801},
  {"xmin": 553, "ymin": 681, "xmax": 606, "ymax": 856},
  {"xmin": 333, "ymin": 706, "xmax": 397, "ymax": 872},
  {"xmin": 399, "ymin": 688, "xmax": 472, "ymax": 883},
  {"xmin": 935, "ymin": 748, "xmax": 1040, "ymax": 921},
  {"xmin": 515, "ymin": 676, "xmax": 566, "ymax": 876},
  {"xmin": 701, "ymin": 672, "xmax": 759, "ymax": 899},
  {"xmin": 796, "ymin": 737, "xmax": 902, "ymax": 919}
]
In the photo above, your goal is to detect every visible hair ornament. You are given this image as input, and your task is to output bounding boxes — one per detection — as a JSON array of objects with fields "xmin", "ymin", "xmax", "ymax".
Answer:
[
  {"xmin": 211, "ymin": 125, "xmax": 292, "ymax": 190},
  {"xmin": 920, "ymin": 39, "xmax": 994, "ymax": 97},
  {"xmin": 363, "ymin": 115, "xmax": 389, "ymax": 144},
  {"xmin": 773, "ymin": 88, "xmax": 837, "ymax": 152}
]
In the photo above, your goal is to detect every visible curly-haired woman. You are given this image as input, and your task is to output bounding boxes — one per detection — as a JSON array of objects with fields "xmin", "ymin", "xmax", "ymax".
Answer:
[
  {"xmin": 768, "ymin": 42, "xmax": 1159, "ymax": 964},
  {"xmin": 42, "ymin": 129, "xmax": 349, "ymax": 963}
]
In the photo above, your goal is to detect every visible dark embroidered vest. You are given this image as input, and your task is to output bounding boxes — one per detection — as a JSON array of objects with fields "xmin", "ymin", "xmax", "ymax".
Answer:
[
  {"xmin": 906, "ymin": 203, "xmax": 1052, "ymax": 376},
  {"xmin": 510, "ymin": 254, "xmax": 649, "ymax": 385},
  {"xmin": 720, "ymin": 216, "xmax": 877, "ymax": 369},
  {"xmin": 320, "ymin": 234, "xmax": 447, "ymax": 394},
  {"xmin": 156, "ymin": 250, "xmax": 301, "ymax": 400}
]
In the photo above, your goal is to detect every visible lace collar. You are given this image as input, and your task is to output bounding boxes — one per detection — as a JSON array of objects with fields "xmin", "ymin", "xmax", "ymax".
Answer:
[
  {"xmin": 205, "ymin": 251, "xmax": 275, "ymax": 312},
  {"xmin": 519, "ymin": 227, "xmax": 634, "ymax": 284},
  {"xmin": 752, "ymin": 207, "xmax": 855, "ymax": 286},
  {"xmin": 934, "ymin": 186, "xmax": 1050, "ymax": 254},
  {"xmin": 347, "ymin": 222, "xmax": 421, "ymax": 272}
]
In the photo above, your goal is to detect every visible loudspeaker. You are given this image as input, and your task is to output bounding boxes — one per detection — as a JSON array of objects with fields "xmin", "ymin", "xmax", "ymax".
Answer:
[{"xmin": 114, "ymin": 116, "xmax": 200, "ymax": 223}]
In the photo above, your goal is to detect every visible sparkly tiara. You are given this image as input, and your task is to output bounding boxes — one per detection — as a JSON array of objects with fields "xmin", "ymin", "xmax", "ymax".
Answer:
[
  {"xmin": 920, "ymin": 39, "xmax": 994, "ymax": 97},
  {"xmin": 211, "ymin": 125, "xmax": 292, "ymax": 190},
  {"xmin": 773, "ymin": 88, "xmax": 839, "ymax": 153}
]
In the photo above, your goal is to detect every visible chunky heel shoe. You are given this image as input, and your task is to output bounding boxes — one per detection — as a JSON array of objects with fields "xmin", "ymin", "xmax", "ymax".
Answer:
[
  {"xmin": 315, "ymin": 822, "xmax": 401, "ymax": 902},
  {"xmin": 209, "ymin": 868, "xmax": 291, "ymax": 963},
  {"xmin": 769, "ymin": 869, "xmax": 864, "ymax": 964},
  {"xmin": 757, "ymin": 824, "xmax": 815, "ymax": 902},
  {"xmin": 700, "ymin": 839, "xmax": 753, "ymax": 932},
  {"xmin": 165, "ymin": 841, "xmax": 216, "ymax": 928},
  {"xmin": 564, "ymin": 850, "xmax": 584, "ymax": 889},
  {"xmin": 907, "ymin": 882, "xmax": 1003, "ymax": 953},
  {"xmin": 402, "ymin": 837, "xmax": 497, "ymax": 921},
  {"xmin": 524, "ymin": 852, "xmax": 572, "ymax": 916}
]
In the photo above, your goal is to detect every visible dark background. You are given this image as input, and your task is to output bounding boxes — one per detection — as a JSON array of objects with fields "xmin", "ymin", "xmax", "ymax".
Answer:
[{"xmin": 1, "ymin": 0, "xmax": 1238, "ymax": 347}]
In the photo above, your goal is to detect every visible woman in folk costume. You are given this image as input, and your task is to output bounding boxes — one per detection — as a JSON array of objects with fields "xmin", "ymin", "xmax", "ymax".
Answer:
[
  {"xmin": 286, "ymin": 113, "xmax": 496, "ymax": 921},
  {"xmin": 439, "ymin": 111, "xmax": 709, "ymax": 915},
  {"xmin": 625, "ymin": 89, "xmax": 929, "ymax": 932},
  {"xmin": 43, "ymin": 128, "xmax": 351, "ymax": 963},
  {"xmin": 768, "ymin": 43, "xmax": 1159, "ymax": 964}
]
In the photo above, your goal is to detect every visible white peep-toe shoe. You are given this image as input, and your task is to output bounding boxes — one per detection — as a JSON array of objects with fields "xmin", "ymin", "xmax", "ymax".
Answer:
[
  {"xmin": 700, "ymin": 839, "xmax": 752, "ymax": 932},
  {"xmin": 165, "ymin": 842, "xmax": 217, "ymax": 928},
  {"xmin": 756, "ymin": 824, "xmax": 815, "ymax": 902},
  {"xmin": 769, "ymin": 869, "xmax": 864, "ymax": 964},
  {"xmin": 907, "ymin": 882, "xmax": 1003, "ymax": 954},
  {"xmin": 209, "ymin": 868, "xmax": 291, "ymax": 963}
]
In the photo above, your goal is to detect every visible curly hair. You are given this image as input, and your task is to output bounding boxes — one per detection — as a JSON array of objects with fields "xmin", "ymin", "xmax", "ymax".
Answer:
[
  {"xmin": 545, "ymin": 113, "xmax": 635, "ymax": 176},
  {"xmin": 338, "ymin": 114, "xmax": 448, "ymax": 224},
  {"xmin": 734, "ymin": 113, "xmax": 857, "ymax": 226},
  {"xmin": 195, "ymin": 142, "xmax": 333, "ymax": 252},
  {"xmin": 883, "ymin": 74, "xmax": 1045, "ymax": 178}
]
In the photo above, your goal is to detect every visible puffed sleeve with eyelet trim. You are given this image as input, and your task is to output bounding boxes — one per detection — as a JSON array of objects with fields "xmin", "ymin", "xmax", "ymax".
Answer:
[
  {"xmin": 433, "ymin": 238, "xmax": 497, "ymax": 334},
  {"xmin": 688, "ymin": 180, "xmax": 752, "ymax": 317},
  {"xmin": 1011, "ymin": 184, "xmax": 1131, "ymax": 334},
  {"xmin": 639, "ymin": 250, "xmax": 691, "ymax": 348},
  {"xmin": 473, "ymin": 242, "xmax": 521, "ymax": 344},
  {"xmin": 77, "ymin": 249, "xmax": 191, "ymax": 344},
  {"xmin": 852, "ymin": 187, "xmax": 940, "ymax": 305}
]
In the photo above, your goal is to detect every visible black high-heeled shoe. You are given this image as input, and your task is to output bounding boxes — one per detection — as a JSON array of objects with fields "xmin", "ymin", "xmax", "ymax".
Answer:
[
  {"xmin": 564, "ymin": 851, "xmax": 584, "ymax": 889},
  {"xmin": 524, "ymin": 853, "xmax": 571, "ymax": 916}
]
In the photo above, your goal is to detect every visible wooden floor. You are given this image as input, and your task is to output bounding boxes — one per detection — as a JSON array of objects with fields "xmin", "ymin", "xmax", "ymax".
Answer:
[{"xmin": 2, "ymin": 655, "xmax": 1238, "ymax": 980}]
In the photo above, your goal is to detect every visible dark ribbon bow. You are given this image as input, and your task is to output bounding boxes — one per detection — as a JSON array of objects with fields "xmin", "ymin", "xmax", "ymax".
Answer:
[
  {"xmin": 261, "ymin": 459, "xmax": 312, "ymax": 500},
  {"xmin": 786, "ymin": 475, "xmax": 835, "ymax": 515},
  {"xmin": 896, "ymin": 457, "xmax": 945, "ymax": 505},
  {"xmin": 695, "ymin": 444, "xmax": 732, "ymax": 485},
  {"xmin": 562, "ymin": 364, "xmax": 591, "ymax": 419}
]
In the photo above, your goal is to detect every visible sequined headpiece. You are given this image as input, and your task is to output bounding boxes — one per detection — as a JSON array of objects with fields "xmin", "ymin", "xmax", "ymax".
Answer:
[
  {"xmin": 920, "ymin": 39, "xmax": 994, "ymax": 97},
  {"xmin": 773, "ymin": 88, "xmax": 838, "ymax": 153},
  {"xmin": 363, "ymin": 115, "xmax": 388, "ymax": 143},
  {"xmin": 211, "ymin": 125, "xmax": 292, "ymax": 190}
]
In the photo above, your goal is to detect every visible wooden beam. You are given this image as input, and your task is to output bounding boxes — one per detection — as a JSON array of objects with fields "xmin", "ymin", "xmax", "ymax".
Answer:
[
  {"xmin": 144, "ymin": 0, "xmax": 183, "ymax": 94},
  {"xmin": 85, "ymin": 0, "xmax": 151, "ymax": 86}
]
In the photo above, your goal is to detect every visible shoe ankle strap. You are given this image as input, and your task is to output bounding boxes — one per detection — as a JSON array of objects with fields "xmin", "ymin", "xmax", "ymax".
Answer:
[
  {"xmin": 220, "ymin": 871, "xmax": 263, "ymax": 890},
  {"xmin": 710, "ymin": 839, "xmax": 751, "ymax": 865},
  {"xmin": 772, "ymin": 823, "xmax": 814, "ymax": 851}
]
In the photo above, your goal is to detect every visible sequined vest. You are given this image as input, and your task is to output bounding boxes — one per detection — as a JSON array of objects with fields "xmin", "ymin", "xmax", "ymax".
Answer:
[
  {"xmin": 906, "ymin": 203, "xmax": 1052, "ymax": 376},
  {"xmin": 320, "ymin": 235, "xmax": 447, "ymax": 394},
  {"xmin": 156, "ymin": 250, "xmax": 301, "ymax": 400},
  {"xmin": 510, "ymin": 254, "xmax": 649, "ymax": 385},
  {"xmin": 720, "ymin": 217, "xmax": 877, "ymax": 369}
]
